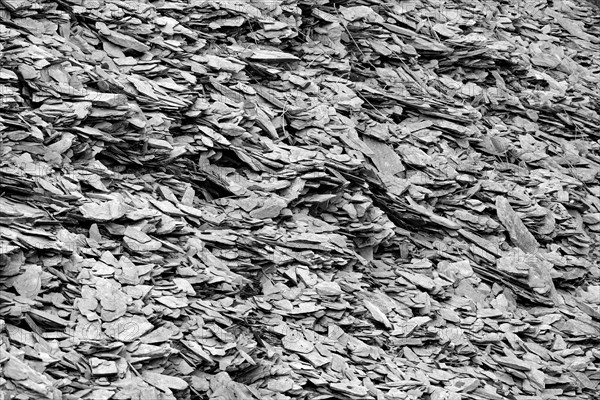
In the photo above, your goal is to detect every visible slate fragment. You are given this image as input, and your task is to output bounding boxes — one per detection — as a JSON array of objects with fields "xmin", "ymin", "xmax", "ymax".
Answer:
[{"xmin": 496, "ymin": 197, "xmax": 540, "ymax": 254}]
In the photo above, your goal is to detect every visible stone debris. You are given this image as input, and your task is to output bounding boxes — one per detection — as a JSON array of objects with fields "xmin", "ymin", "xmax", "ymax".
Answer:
[{"xmin": 1, "ymin": 0, "xmax": 600, "ymax": 399}]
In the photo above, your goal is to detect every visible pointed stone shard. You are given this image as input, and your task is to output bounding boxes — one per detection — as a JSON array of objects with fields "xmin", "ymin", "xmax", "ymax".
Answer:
[{"xmin": 496, "ymin": 196, "xmax": 539, "ymax": 253}]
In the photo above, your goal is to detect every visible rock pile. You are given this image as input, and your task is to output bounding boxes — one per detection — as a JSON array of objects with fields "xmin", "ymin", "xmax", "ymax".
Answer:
[{"xmin": 1, "ymin": 0, "xmax": 600, "ymax": 399}]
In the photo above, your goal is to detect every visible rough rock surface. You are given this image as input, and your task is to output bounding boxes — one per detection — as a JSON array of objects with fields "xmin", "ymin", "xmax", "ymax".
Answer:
[{"xmin": 1, "ymin": 0, "xmax": 600, "ymax": 399}]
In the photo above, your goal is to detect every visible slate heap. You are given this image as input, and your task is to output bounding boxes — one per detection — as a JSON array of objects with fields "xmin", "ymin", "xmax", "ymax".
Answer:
[{"xmin": 0, "ymin": 0, "xmax": 600, "ymax": 399}]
